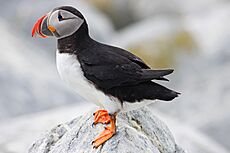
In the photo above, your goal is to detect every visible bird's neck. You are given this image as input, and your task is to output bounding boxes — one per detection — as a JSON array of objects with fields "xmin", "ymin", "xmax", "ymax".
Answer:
[{"xmin": 57, "ymin": 22, "xmax": 93, "ymax": 54}]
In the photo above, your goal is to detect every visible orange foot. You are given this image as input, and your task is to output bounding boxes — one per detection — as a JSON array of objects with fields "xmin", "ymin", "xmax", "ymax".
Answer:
[
  {"xmin": 93, "ymin": 109, "xmax": 111, "ymax": 125},
  {"xmin": 92, "ymin": 114, "xmax": 116, "ymax": 148}
]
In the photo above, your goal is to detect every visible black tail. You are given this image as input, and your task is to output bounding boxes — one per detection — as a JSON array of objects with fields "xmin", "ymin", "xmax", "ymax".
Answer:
[
  {"xmin": 146, "ymin": 82, "xmax": 180, "ymax": 101},
  {"xmin": 142, "ymin": 69, "xmax": 174, "ymax": 81},
  {"xmin": 110, "ymin": 81, "xmax": 180, "ymax": 102}
]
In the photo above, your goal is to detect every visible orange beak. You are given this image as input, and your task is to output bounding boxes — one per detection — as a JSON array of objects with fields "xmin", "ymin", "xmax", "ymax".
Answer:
[{"xmin": 32, "ymin": 15, "xmax": 49, "ymax": 38}]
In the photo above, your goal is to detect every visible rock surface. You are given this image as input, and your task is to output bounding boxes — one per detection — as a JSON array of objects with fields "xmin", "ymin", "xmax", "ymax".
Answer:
[
  {"xmin": 28, "ymin": 108, "xmax": 185, "ymax": 153},
  {"xmin": 1, "ymin": 104, "xmax": 227, "ymax": 153}
]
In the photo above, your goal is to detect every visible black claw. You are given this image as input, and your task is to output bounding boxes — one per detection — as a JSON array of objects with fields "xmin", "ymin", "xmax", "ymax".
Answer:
[
  {"xmin": 92, "ymin": 123, "xmax": 95, "ymax": 127},
  {"xmin": 93, "ymin": 144, "xmax": 97, "ymax": 149},
  {"xmin": 93, "ymin": 113, "xmax": 95, "ymax": 116},
  {"xmin": 103, "ymin": 121, "xmax": 110, "ymax": 124}
]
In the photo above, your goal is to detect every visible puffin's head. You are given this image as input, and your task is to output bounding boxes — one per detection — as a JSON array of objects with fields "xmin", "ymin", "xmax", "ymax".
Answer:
[{"xmin": 32, "ymin": 6, "xmax": 85, "ymax": 39}]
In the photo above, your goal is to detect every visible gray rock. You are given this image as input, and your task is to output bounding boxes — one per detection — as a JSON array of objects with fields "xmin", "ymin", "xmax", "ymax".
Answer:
[{"xmin": 28, "ymin": 108, "xmax": 185, "ymax": 153}]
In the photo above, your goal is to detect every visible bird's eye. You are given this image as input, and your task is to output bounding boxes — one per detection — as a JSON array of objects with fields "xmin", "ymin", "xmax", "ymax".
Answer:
[{"xmin": 58, "ymin": 13, "xmax": 63, "ymax": 21}]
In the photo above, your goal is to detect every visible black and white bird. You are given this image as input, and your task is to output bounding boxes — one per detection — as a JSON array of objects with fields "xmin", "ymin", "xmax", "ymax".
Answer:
[{"xmin": 32, "ymin": 6, "xmax": 179, "ymax": 148}]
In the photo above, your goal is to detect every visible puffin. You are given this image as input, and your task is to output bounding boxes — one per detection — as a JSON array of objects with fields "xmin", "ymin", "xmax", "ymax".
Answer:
[{"xmin": 32, "ymin": 6, "xmax": 179, "ymax": 148}]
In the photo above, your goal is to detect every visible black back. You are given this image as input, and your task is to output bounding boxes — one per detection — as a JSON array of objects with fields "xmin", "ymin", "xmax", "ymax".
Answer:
[{"xmin": 57, "ymin": 6, "xmax": 179, "ymax": 103}]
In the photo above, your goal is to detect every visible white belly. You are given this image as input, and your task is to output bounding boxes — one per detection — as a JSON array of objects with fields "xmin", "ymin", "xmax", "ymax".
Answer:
[
  {"xmin": 56, "ymin": 51, "xmax": 154, "ymax": 113},
  {"xmin": 56, "ymin": 51, "xmax": 122, "ymax": 113}
]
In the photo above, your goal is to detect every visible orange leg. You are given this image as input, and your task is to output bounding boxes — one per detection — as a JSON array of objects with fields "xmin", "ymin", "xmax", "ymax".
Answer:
[
  {"xmin": 92, "ymin": 114, "xmax": 116, "ymax": 148},
  {"xmin": 93, "ymin": 109, "xmax": 111, "ymax": 125}
]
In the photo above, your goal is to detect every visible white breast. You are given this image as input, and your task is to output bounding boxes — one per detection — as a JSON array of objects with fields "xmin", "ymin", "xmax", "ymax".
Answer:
[
  {"xmin": 56, "ymin": 51, "xmax": 100, "ymax": 103},
  {"xmin": 56, "ymin": 51, "xmax": 122, "ymax": 113}
]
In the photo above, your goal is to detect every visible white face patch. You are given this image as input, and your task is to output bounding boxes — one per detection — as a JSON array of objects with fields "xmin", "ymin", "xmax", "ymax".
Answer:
[{"xmin": 48, "ymin": 10, "xmax": 84, "ymax": 39}]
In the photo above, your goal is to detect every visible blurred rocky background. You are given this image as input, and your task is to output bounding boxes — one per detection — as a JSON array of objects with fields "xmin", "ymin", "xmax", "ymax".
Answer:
[{"xmin": 0, "ymin": 0, "xmax": 229, "ymax": 152}]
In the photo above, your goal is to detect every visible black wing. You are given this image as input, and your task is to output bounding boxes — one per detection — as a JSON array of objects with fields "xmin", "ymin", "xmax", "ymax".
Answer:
[
  {"xmin": 109, "ymin": 45, "xmax": 150, "ymax": 69},
  {"xmin": 78, "ymin": 45, "xmax": 173, "ymax": 89}
]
